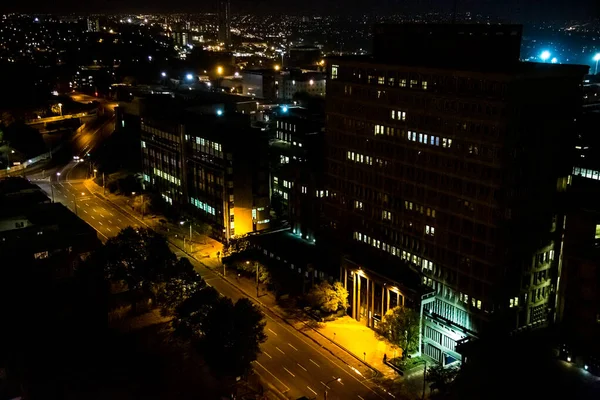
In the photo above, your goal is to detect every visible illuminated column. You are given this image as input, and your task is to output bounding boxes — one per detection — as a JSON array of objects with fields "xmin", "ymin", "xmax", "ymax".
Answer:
[
  {"xmin": 381, "ymin": 285, "xmax": 385, "ymax": 317},
  {"xmin": 357, "ymin": 275, "xmax": 361, "ymax": 322},
  {"xmin": 365, "ymin": 278, "xmax": 371, "ymax": 326},
  {"xmin": 370, "ymin": 281, "xmax": 375, "ymax": 327},
  {"xmin": 344, "ymin": 268, "xmax": 348, "ymax": 291},
  {"xmin": 387, "ymin": 287, "xmax": 391, "ymax": 311},
  {"xmin": 397, "ymin": 292, "xmax": 400, "ymax": 307},
  {"xmin": 352, "ymin": 273, "xmax": 357, "ymax": 320}
]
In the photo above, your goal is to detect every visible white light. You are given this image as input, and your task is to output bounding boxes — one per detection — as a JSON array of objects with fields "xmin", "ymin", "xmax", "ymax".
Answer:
[
  {"xmin": 567, "ymin": 356, "xmax": 572, "ymax": 362},
  {"xmin": 551, "ymin": 57, "xmax": 558, "ymax": 64},
  {"xmin": 585, "ymin": 364, "xmax": 589, "ymax": 370},
  {"xmin": 309, "ymin": 79, "xmax": 314, "ymax": 85},
  {"xmin": 540, "ymin": 51, "xmax": 551, "ymax": 61},
  {"xmin": 594, "ymin": 53, "xmax": 600, "ymax": 62},
  {"xmin": 127, "ymin": 18, "xmax": 132, "ymax": 23},
  {"xmin": 161, "ymin": 72, "xmax": 167, "ymax": 77},
  {"xmin": 216, "ymin": 109, "xmax": 223, "ymax": 116},
  {"xmin": 282, "ymin": 106, "xmax": 288, "ymax": 113},
  {"xmin": 234, "ymin": 72, "xmax": 239, "ymax": 77},
  {"xmin": 148, "ymin": 55, "xmax": 152, "ymax": 61},
  {"xmin": 206, "ymin": 82, "xmax": 212, "ymax": 87},
  {"xmin": 186, "ymin": 73, "xmax": 193, "ymax": 80}
]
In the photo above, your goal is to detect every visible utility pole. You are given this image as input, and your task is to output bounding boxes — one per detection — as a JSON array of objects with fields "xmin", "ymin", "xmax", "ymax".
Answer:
[
  {"xmin": 73, "ymin": 194, "xmax": 78, "ymax": 216},
  {"xmin": 102, "ymin": 172, "xmax": 106, "ymax": 195}
]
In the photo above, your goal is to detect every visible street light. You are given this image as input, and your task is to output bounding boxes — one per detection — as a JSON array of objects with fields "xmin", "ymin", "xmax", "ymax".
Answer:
[
  {"xmin": 161, "ymin": 71, "xmax": 167, "ymax": 78},
  {"xmin": 186, "ymin": 73, "xmax": 194, "ymax": 81},
  {"xmin": 274, "ymin": 64, "xmax": 280, "ymax": 71},
  {"xmin": 540, "ymin": 50, "xmax": 551, "ymax": 63},
  {"xmin": 594, "ymin": 53, "xmax": 600, "ymax": 75},
  {"xmin": 58, "ymin": 103, "xmax": 63, "ymax": 116},
  {"xmin": 180, "ymin": 220, "xmax": 193, "ymax": 251},
  {"xmin": 323, "ymin": 377, "xmax": 342, "ymax": 400},
  {"xmin": 216, "ymin": 66, "xmax": 223, "ymax": 75}
]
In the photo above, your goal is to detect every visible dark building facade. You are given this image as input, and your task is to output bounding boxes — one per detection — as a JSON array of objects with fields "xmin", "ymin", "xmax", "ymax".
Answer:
[
  {"xmin": 270, "ymin": 106, "xmax": 325, "ymax": 242},
  {"xmin": 324, "ymin": 23, "xmax": 588, "ymax": 364},
  {"xmin": 217, "ymin": 0, "xmax": 231, "ymax": 46},
  {"xmin": 560, "ymin": 100, "xmax": 600, "ymax": 372},
  {"xmin": 140, "ymin": 95, "xmax": 270, "ymax": 242}
]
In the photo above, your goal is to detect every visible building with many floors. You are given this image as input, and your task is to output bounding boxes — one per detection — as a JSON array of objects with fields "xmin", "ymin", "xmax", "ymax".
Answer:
[
  {"xmin": 140, "ymin": 94, "xmax": 270, "ymax": 242},
  {"xmin": 324, "ymin": 23, "xmax": 588, "ymax": 365}
]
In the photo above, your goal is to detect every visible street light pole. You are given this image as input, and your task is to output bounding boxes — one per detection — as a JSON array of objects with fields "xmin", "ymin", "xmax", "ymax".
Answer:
[
  {"xmin": 323, "ymin": 377, "xmax": 341, "ymax": 400},
  {"xmin": 256, "ymin": 262, "xmax": 259, "ymax": 297},
  {"xmin": 594, "ymin": 53, "xmax": 600, "ymax": 75}
]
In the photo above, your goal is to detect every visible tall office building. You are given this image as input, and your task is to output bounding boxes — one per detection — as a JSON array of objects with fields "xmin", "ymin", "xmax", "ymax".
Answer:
[
  {"xmin": 324, "ymin": 24, "xmax": 587, "ymax": 365},
  {"xmin": 217, "ymin": 0, "xmax": 231, "ymax": 46}
]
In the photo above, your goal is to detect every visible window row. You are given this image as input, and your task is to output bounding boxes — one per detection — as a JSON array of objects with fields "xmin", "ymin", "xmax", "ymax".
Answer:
[
  {"xmin": 190, "ymin": 197, "xmax": 216, "ymax": 215},
  {"xmin": 276, "ymin": 120, "xmax": 297, "ymax": 132},
  {"xmin": 153, "ymin": 167, "xmax": 181, "ymax": 186},
  {"xmin": 458, "ymin": 292, "xmax": 482, "ymax": 310},
  {"xmin": 390, "ymin": 110, "xmax": 407, "ymax": 121},
  {"xmin": 407, "ymin": 131, "xmax": 453, "ymax": 148},
  {"xmin": 404, "ymin": 201, "xmax": 437, "ymax": 218},
  {"xmin": 573, "ymin": 166, "xmax": 600, "ymax": 181}
]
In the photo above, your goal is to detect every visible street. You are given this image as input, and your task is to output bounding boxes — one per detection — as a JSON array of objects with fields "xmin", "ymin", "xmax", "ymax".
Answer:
[{"xmin": 31, "ymin": 171, "xmax": 388, "ymax": 400}]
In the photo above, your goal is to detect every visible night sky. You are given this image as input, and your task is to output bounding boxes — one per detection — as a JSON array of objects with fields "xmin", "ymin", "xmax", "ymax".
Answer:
[{"xmin": 0, "ymin": 0, "xmax": 597, "ymax": 21}]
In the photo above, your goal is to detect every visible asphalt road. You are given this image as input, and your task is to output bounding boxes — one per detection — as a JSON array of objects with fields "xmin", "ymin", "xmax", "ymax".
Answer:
[{"xmin": 31, "ymin": 172, "xmax": 388, "ymax": 400}]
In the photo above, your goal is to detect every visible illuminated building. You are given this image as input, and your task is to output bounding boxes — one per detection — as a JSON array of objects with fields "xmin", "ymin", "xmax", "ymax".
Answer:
[
  {"xmin": 140, "ymin": 95, "xmax": 270, "ymax": 242},
  {"xmin": 324, "ymin": 23, "xmax": 588, "ymax": 365},
  {"xmin": 86, "ymin": 17, "xmax": 100, "ymax": 33},
  {"xmin": 217, "ymin": 0, "xmax": 231, "ymax": 46},
  {"xmin": 278, "ymin": 70, "xmax": 326, "ymax": 100}
]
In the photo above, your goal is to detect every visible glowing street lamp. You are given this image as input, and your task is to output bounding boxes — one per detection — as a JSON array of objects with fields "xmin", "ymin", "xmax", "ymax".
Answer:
[
  {"xmin": 594, "ymin": 53, "xmax": 600, "ymax": 75},
  {"xmin": 274, "ymin": 64, "xmax": 280, "ymax": 71},
  {"xmin": 161, "ymin": 71, "xmax": 167, "ymax": 78},
  {"xmin": 323, "ymin": 377, "xmax": 342, "ymax": 400},
  {"xmin": 58, "ymin": 102, "xmax": 63, "ymax": 116},
  {"xmin": 186, "ymin": 73, "xmax": 194, "ymax": 81},
  {"xmin": 540, "ymin": 51, "xmax": 551, "ymax": 63},
  {"xmin": 216, "ymin": 66, "xmax": 224, "ymax": 75}
]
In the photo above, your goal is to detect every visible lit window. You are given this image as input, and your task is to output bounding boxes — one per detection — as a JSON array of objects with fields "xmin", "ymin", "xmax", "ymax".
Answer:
[
  {"xmin": 410, "ymin": 79, "xmax": 418, "ymax": 88},
  {"xmin": 514, "ymin": 296, "xmax": 519, "ymax": 307},
  {"xmin": 331, "ymin": 65, "xmax": 338, "ymax": 80},
  {"xmin": 422, "ymin": 81, "xmax": 428, "ymax": 90},
  {"xmin": 477, "ymin": 300, "xmax": 482, "ymax": 309},
  {"xmin": 509, "ymin": 298, "xmax": 514, "ymax": 308},
  {"xmin": 400, "ymin": 79, "xmax": 406, "ymax": 88},
  {"xmin": 273, "ymin": 176, "xmax": 279, "ymax": 185},
  {"xmin": 302, "ymin": 186, "xmax": 307, "ymax": 194},
  {"xmin": 391, "ymin": 110, "xmax": 395, "ymax": 120},
  {"xmin": 354, "ymin": 200, "xmax": 363, "ymax": 210},
  {"xmin": 34, "ymin": 251, "xmax": 48, "ymax": 260},
  {"xmin": 378, "ymin": 76, "xmax": 385, "ymax": 85},
  {"xmin": 596, "ymin": 224, "xmax": 600, "ymax": 240}
]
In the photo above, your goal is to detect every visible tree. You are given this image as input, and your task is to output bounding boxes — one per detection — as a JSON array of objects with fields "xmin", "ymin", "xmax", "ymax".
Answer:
[
  {"xmin": 100, "ymin": 227, "xmax": 177, "ymax": 310},
  {"xmin": 306, "ymin": 281, "xmax": 349, "ymax": 313},
  {"xmin": 173, "ymin": 289, "xmax": 267, "ymax": 378},
  {"xmin": 201, "ymin": 298, "xmax": 267, "ymax": 377},
  {"xmin": 156, "ymin": 257, "xmax": 206, "ymax": 315},
  {"xmin": 425, "ymin": 364, "xmax": 458, "ymax": 394},
  {"xmin": 378, "ymin": 306, "xmax": 420, "ymax": 359}
]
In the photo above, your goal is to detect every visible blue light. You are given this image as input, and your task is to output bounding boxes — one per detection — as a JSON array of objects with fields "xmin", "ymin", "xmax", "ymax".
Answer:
[
  {"xmin": 551, "ymin": 57, "xmax": 558, "ymax": 64},
  {"xmin": 186, "ymin": 73, "xmax": 193, "ymax": 81},
  {"xmin": 540, "ymin": 51, "xmax": 551, "ymax": 62},
  {"xmin": 282, "ymin": 106, "xmax": 288, "ymax": 113},
  {"xmin": 216, "ymin": 109, "xmax": 223, "ymax": 116}
]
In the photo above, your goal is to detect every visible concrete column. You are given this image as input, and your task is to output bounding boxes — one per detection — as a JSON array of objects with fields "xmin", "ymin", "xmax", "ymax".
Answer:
[
  {"xmin": 365, "ymin": 276, "xmax": 370, "ymax": 325},
  {"xmin": 344, "ymin": 268, "xmax": 348, "ymax": 291},
  {"xmin": 387, "ymin": 287, "xmax": 391, "ymax": 311},
  {"xmin": 397, "ymin": 292, "xmax": 400, "ymax": 308},
  {"xmin": 357, "ymin": 275, "xmax": 362, "ymax": 322},
  {"xmin": 401, "ymin": 294, "xmax": 405, "ymax": 306},
  {"xmin": 381, "ymin": 285, "xmax": 385, "ymax": 317},
  {"xmin": 352, "ymin": 273, "xmax": 357, "ymax": 320},
  {"xmin": 371, "ymin": 280, "xmax": 375, "ymax": 328}
]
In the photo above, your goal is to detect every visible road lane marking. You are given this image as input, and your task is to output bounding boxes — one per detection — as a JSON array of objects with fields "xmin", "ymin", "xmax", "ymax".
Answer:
[
  {"xmin": 307, "ymin": 386, "xmax": 317, "ymax": 396},
  {"xmin": 309, "ymin": 359, "xmax": 320, "ymax": 368},
  {"xmin": 106, "ymin": 227, "xmax": 111, "ymax": 232},
  {"xmin": 252, "ymin": 361, "xmax": 290, "ymax": 392},
  {"xmin": 358, "ymin": 396, "xmax": 365, "ymax": 400},
  {"xmin": 288, "ymin": 343, "xmax": 298, "ymax": 351},
  {"xmin": 321, "ymin": 381, "xmax": 330, "ymax": 389},
  {"xmin": 263, "ymin": 351, "xmax": 272, "ymax": 359},
  {"xmin": 91, "ymin": 216, "xmax": 95, "ymax": 220},
  {"xmin": 83, "ymin": 210, "xmax": 88, "ymax": 214},
  {"xmin": 107, "ymin": 220, "xmax": 113, "ymax": 224},
  {"xmin": 283, "ymin": 367, "xmax": 295, "ymax": 377},
  {"xmin": 268, "ymin": 328, "xmax": 278, "ymax": 336},
  {"xmin": 275, "ymin": 347, "xmax": 285, "ymax": 355},
  {"xmin": 98, "ymin": 221, "xmax": 103, "ymax": 226},
  {"xmin": 297, "ymin": 363, "xmax": 307, "ymax": 371}
]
